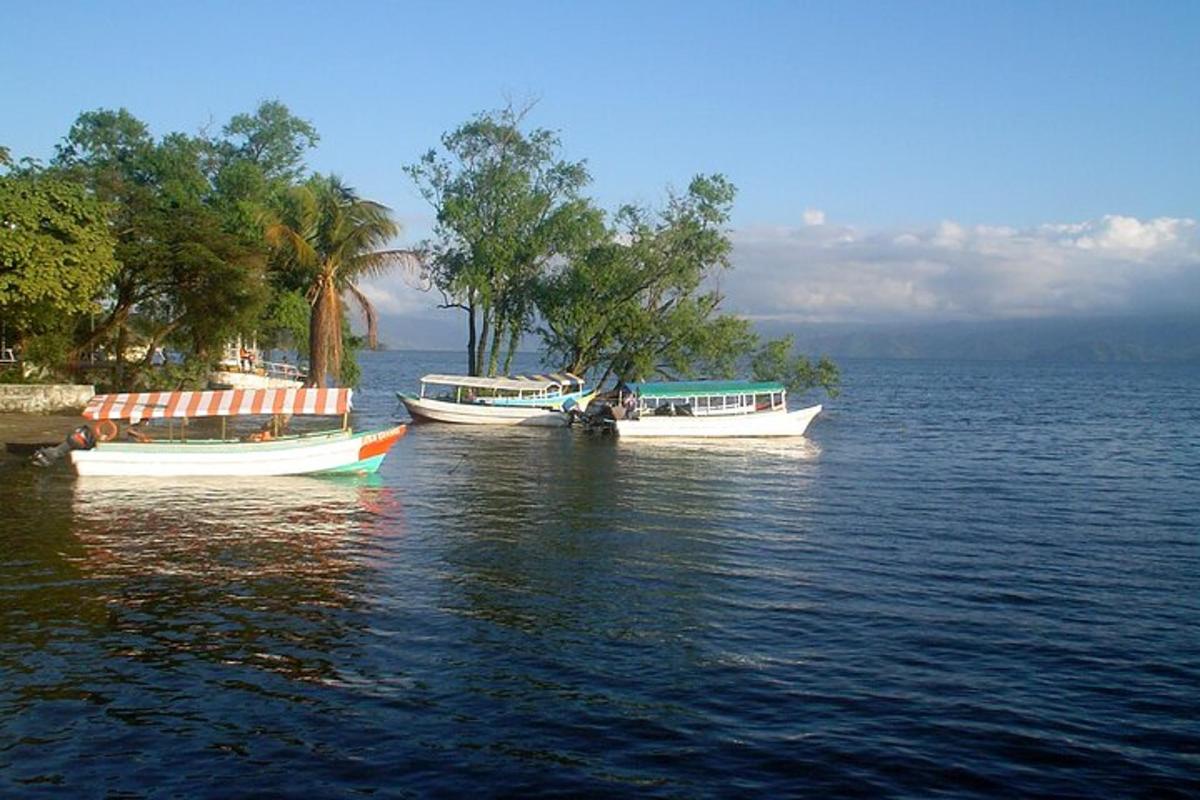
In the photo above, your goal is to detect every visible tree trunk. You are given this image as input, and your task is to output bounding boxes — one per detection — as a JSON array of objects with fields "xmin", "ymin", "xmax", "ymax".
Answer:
[
  {"xmin": 137, "ymin": 319, "xmax": 182, "ymax": 368},
  {"xmin": 114, "ymin": 322, "xmax": 128, "ymax": 388},
  {"xmin": 487, "ymin": 320, "xmax": 504, "ymax": 377},
  {"xmin": 327, "ymin": 288, "xmax": 343, "ymax": 385},
  {"xmin": 475, "ymin": 305, "xmax": 491, "ymax": 377},
  {"xmin": 69, "ymin": 302, "xmax": 130, "ymax": 364},
  {"xmin": 466, "ymin": 293, "xmax": 477, "ymax": 376},
  {"xmin": 502, "ymin": 325, "xmax": 520, "ymax": 375},
  {"xmin": 308, "ymin": 275, "xmax": 342, "ymax": 387}
]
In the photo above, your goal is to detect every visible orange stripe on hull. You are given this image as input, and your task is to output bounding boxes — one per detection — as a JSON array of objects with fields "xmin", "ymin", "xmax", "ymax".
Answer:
[{"xmin": 357, "ymin": 425, "xmax": 407, "ymax": 461}]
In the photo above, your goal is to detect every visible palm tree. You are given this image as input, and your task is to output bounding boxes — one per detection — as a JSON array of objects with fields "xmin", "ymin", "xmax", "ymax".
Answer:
[{"xmin": 265, "ymin": 175, "xmax": 420, "ymax": 386}]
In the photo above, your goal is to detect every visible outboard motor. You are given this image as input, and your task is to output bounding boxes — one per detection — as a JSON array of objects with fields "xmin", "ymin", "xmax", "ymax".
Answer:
[
  {"xmin": 562, "ymin": 396, "xmax": 586, "ymax": 426},
  {"xmin": 31, "ymin": 425, "xmax": 96, "ymax": 468}
]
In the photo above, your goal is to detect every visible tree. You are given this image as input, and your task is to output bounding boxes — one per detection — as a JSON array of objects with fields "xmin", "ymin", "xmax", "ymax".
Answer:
[
  {"xmin": 221, "ymin": 100, "xmax": 319, "ymax": 184},
  {"xmin": 52, "ymin": 108, "xmax": 173, "ymax": 376},
  {"xmin": 537, "ymin": 174, "xmax": 840, "ymax": 395},
  {"xmin": 750, "ymin": 336, "xmax": 840, "ymax": 397},
  {"xmin": 130, "ymin": 201, "xmax": 268, "ymax": 366},
  {"xmin": 51, "ymin": 108, "xmax": 273, "ymax": 385},
  {"xmin": 537, "ymin": 174, "xmax": 757, "ymax": 384},
  {"xmin": 265, "ymin": 175, "xmax": 417, "ymax": 386},
  {"xmin": 407, "ymin": 106, "xmax": 601, "ymax": 375},
  {"xmin": 0, "ymin": 168, "xmax": 119, "ymax": 367}
]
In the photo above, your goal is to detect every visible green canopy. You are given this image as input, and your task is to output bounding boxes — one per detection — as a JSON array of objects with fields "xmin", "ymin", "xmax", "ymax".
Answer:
[{"xmin": 630, "ymin": 380, "xmax": 785, "ymax": 398}]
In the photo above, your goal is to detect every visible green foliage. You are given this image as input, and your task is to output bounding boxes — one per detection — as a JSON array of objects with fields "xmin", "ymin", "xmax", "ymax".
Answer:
[
  {"xmin": 339, "ymin": 317, "xmax": 363, "ymax": 387},
  {"xmin": 210, "ymin": 158, "xmax": 272, "ymax": 239},
  {"xmin": 265, "ymin": 174, "xmax": 406, "ymax": 386},
  {"xmin": 751, "ymin": 336, "xmax": 841, "ymax": 398},
  {"xmin": 537, "ymin": 174, "xmax": 749, "ymax": 383},
  {"xmin": 19, "ymin": 327, "xmax": 75, "ymax": 374},
  {"xmin": 407, "ymin": 106, "xmax": 602, "ymax": 375},
  {"xmin": 10, "ymin": 102, "xmax": 840, "ymax": 402},
  {"xmin": 0, "ymin": 170, "xmax": 119, "ymax": 368},
  {"xmin": 49, "ymin": 106, "xmax": 274, "ymax": 383},
  {"xmin": 222, "ymin": 100, "xmax": 319, "ymax": 183},
  {"xmin": 7, "ymin": 102, "xmax": 333, "ymax": 388},
  {"xmin": 118, "ymin": 357, "xmax": 213, "ymax": 393},
  {"xmin": 147, "ymin": 204, "xmax": 269, "ymax": 357},
  {"xmin": 54, "ymin": 108, "xmax": 153, "ymax": 170},
  {"xmin": 261, "ymin": 289, "xmax": 311, "ymax": 354},
  {"xmin": 537, "ymin": 174, "xmax": 840, "ymax": 394}
]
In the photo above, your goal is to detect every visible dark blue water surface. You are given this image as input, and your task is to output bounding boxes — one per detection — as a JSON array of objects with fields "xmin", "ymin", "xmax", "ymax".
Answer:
[{"xmin": 2, "ymin": 353, "xmax": 1197, "ymax": 798}]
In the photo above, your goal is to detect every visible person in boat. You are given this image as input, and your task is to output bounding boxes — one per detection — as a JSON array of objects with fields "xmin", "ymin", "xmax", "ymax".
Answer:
[
  {"xmin": 126, "ymin": 422, "xmax": 153, "ymax": 442},
  {"xmin": 622, "ymin": 388, "xmax": 637, "ymax": 419}
]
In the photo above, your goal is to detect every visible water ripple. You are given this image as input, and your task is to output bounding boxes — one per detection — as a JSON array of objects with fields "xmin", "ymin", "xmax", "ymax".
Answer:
[{"xmin": 1, "ymin": 356, "xmax": 1197, "ymax": 796}]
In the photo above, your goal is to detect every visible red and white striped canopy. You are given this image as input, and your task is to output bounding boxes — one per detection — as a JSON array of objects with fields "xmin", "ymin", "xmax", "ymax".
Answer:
[{"xmin": 83, "ymin": 388, "xmax": 353, "ymax": 422}]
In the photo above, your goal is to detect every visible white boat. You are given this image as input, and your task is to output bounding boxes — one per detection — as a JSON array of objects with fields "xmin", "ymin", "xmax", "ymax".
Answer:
[
  {"xmin": 208, "ymin": 367, "xmax": 305, "ymax": 390},
  {"xmin": 68, "ymin": 388, "xmax": 405, "ymax": 477},
  {"xmin": 613, "ymin": 380, "xmax": 821, "ymax": 439},
  {"xmin": 208, "ymin": 339, "xmax": 306, "ymax": 389},
  {"xmin": 398, "ymin": 373, "xmax": 592, "ymax": 427}
]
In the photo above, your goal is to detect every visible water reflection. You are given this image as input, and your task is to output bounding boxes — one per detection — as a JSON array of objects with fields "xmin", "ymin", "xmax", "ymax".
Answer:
[
  {"xmin": 72, "ymin": 474, "xmax": 402, "ymax": 565},
  {"xmin": 1, "ymin": 470, "xmax": 413, "ymax": 794},
  {"xmin": 407, "ymin": 422, "xmax": 823, "ymax": 651},
  {"xmin": 615, "ymin": 434, "xmax": 822, "ymax": 470},
  {"xmin": 64, "ymin": 476, "xmax": 403, "ymax": 684}
]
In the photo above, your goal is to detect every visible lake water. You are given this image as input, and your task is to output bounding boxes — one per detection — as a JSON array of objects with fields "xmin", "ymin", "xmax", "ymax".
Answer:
[{"xmin": 1, "ymin": 352, "xmax": 1197, "ymax": 797}]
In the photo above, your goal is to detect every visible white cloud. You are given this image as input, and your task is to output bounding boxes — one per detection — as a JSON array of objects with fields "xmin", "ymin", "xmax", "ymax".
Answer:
[
  {"xmin": 356, "ymin": 213, "xmax": 1199, "ymax": 346},
  {"xmin": 354, "ymin": 279, "xmax": 431, "ymax": 317},
  {"xmin": 725, "ymin": 214, "xmax": 1200, "ymax": 323},
  {"xmin": 1056, "ymin": 215, "xmax": 1193, "ymax": 252},
  {"xmin": 802, "ymin": 208, "xmax": 826, "ymax": 226}
]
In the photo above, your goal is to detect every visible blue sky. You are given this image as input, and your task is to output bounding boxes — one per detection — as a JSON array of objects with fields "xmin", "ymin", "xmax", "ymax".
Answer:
[{"xmin": 3, "ymin": 1, "xmax": 1197, "ymax": 342}]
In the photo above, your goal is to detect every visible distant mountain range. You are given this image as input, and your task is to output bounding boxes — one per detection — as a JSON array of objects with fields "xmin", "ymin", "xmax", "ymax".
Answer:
[
  {"xmin": 379, "ymin": 313, "xmax": 1200, "ymax": 363},
  {"xmin": 756, "ymin": 315, "xmax": 1200, "ymax": 363}
]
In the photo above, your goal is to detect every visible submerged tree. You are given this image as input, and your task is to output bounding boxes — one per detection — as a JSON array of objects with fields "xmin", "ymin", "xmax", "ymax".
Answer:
[
  {"xmin": 265, "ymin": 175, "xmax": 418, "ymax": 386},
  {"xmin": 750, "ymin": 335, "xmax": 840, "ymax": 397},
  {"xmin": 537, "ymin": 175, "xmax": 752, "ymax": 383},
  {"xmin": 406, "ymin": 105, "xmax": 600, "ymax": 376},
  {"xmin": 537, "ymin": 174, "xmax": 839, "ymax": 395}
]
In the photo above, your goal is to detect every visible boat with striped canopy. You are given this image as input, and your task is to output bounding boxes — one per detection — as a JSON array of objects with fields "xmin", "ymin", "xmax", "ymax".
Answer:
[
  {"xmin": 70, "ymin": 388, "xmax": 406, "ymax": 477},
  {"xmin": 397, "ymin": 373, "xmax": 592, "ymax": 426}
]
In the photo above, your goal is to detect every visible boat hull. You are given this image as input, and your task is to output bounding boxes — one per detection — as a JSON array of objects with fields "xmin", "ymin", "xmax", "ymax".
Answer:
[
  {"xmin": 69, "ymin": 425, "xmax": 407, "ymax": 477},
  {"xmin": 615, "ymin": 405, "xmax": 821, "ymax": 438},
  {"xmin": 398, "ymin": 394, "xmax": 569, "ymax": 427},
  {"xmin": 208, "ymin": 370, "xmax": 303, "ymax": 389}
]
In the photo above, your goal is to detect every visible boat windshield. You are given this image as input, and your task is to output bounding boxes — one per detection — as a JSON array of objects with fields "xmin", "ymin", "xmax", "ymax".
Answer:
[{"xmin": 631, "ymin": 382, "xmax": 786, "ymax": 417}]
